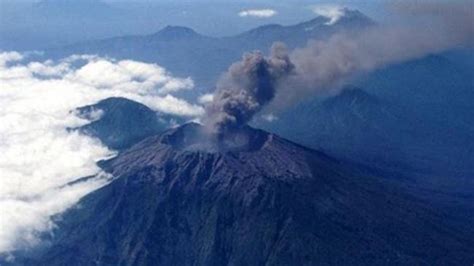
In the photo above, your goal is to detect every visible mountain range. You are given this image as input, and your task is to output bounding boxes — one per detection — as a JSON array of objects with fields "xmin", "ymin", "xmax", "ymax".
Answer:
[{"xmin": 45, "ymin": 9, "xmax": 373, "ymax": 91}]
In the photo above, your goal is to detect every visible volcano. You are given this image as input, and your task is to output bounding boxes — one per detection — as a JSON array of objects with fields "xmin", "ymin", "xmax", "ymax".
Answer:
[{"xmin": 21, "ymin": 123, "xmax": 474, "ymax": 265}]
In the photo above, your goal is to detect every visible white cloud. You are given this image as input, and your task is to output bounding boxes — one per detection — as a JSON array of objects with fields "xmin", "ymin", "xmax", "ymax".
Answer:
[
  {"xmin": 67, "ymin": 59, "xmax": 194, "ymax": 95},
  {"xmin": 0, "ymin": 52, "xmax": 203, "ymax": 254},
  {"xmin": 0, "ymin": 51, "xmax": 23, "ymax": 66},
  {"xmin": 238, "ymin": 9, "xmax": 277, "ymax": 18},
  {"xmin": 311, "ymin": 5, "xmax": 347, "ymax": 25},
  {"xmin": 198, "ymin": 93, "xmax": 214, "ymax": 104}
]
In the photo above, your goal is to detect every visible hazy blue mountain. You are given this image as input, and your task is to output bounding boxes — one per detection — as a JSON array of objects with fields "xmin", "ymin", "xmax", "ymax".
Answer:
[
  {"xmin": 45, "ymin": 10, "xmax": 374, "ymax": 90},
  {"xmin": 17, "ymin": 123, "xmax": 474, "ymax": 265},
  {"xmin": 258, "ymin": 52, "xmax": 474, "ymax": 189},
  {"xmin": 0, "ymin": 1, "xmax": 340, "ymax": 50},
  {"xmin": 47, "ymin": 25, "xmax": 229, "ymax": 90},
  {"xmin": 75, "ymin": 97, "xmax": 182, "ymax": 151},
  {"xmin": 232, "ymin": 9, "xmax": 373, "ymax": 51},
  {"xmin": 358, "ymin": 52, "xmax": 474, "ymax": 176},
  {"xmin": 259, "ymin": 88, "xmax": 409, "ymax": 169}
]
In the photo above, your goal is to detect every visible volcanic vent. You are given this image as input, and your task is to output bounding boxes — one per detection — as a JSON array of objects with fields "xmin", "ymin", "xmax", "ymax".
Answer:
[{"xmin": 159, "ymin": 123, "xmax": 271, "ymax": 152}]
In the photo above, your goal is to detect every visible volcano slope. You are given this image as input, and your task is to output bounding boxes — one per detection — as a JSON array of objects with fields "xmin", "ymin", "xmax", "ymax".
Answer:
[{"xmin": 26, "ymin": 123, "xmax": 474, "ymax": 265}]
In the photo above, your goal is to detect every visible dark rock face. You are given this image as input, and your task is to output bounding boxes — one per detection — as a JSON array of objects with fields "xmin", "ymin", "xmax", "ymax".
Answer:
[
  {"xmin": 76, "ymin": 97, "xmax": 182, "ymax": 151},
  {"xmin": 27, "ymin": 124, "xmax": 474, "ymax": 265}
]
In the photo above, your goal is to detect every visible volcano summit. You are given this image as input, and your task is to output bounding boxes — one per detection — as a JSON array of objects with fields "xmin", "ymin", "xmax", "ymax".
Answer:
[{"xmin": 16, "ymin": 123, "xmax": 474, "ymax": 265}]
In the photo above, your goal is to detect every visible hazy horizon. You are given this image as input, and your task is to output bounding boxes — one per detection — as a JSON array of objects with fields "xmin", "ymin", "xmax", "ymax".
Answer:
[{"xmin": 0, "ymin": 0, "xmax": 390, "ymax": 50}]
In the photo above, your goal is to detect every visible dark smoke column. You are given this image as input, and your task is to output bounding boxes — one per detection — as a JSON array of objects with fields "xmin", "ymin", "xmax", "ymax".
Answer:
[{"xmin": 204, "ymin": 43, "xmax": 293, "ymax": 135}]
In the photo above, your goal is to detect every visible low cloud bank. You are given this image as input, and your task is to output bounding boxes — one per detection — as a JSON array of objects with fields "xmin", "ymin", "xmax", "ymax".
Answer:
[{"xmin": 0, "ymin": 52, "xmax": 202, "ymax": 254}]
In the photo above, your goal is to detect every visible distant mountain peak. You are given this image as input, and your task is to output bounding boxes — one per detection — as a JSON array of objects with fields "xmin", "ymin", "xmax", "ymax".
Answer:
[
  {"xmin": 310, "ymin": 5, "xmax": 349, "ymax": 25},
  {"xmin": 304, "ymin": 7, "xmax": 374, "ymax": 28},
  {"xmin": 335, "ymin": 9, "xmax": 374, "ymax": 25},
  {"xmin": 75, "ymin": 97, "xmax": 181, "ymax": 151},
  {"xmin": 239, "ymin": 9, "xmax": 373, "ymax": 40},
  {"xmin": 153, "ymin": 25, "xmax": 202, "ymax": 40}
]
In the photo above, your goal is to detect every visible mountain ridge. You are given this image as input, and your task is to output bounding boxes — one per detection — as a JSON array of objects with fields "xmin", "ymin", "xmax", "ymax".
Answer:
[
  {"xmin": 45, "ymin": 10, "xmax": 374, "ymax": 91},
  {"xmin": 75, "ymin": 97, "xmax": 182, "ymax": 151},
  {"xmin": 54, "ymin": 8, "xmax": 373, "ymax": 46}
]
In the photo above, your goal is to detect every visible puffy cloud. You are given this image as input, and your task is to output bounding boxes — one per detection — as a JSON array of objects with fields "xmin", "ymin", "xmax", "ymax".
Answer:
[
  {"xmin": 0, "ymin": 52, "xmax": 203, "ymax": 254},
  {"xmin": 198, "ymin": 93, "xmax": 214, "ymax": 104},
  {"xmin": 238, "ymin": 9, "xmax": 277, "ymax": 18},
  {"xmin": 67, "ymin": 59, "xmax": 194, "ymax": 95},
  {"xmin": 310, "ymin": 5, "xmax": 346, "ymax": 25},
  {"xmin": 0, "ymin": 51, "xmax": 23, "ymax": 66}
]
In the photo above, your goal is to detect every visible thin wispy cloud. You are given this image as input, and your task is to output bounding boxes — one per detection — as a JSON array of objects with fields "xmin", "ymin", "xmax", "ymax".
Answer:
[
  {"xmin": 0, "ymin": 52, "xmax": 203, "ymax": 254},
  {"xmin": 238, "ymin": 9, "xmax": 277, "ymax": 18},
  {"xmin": 310, "ymin": 4, "xmax": 346, "ymax": 25}
]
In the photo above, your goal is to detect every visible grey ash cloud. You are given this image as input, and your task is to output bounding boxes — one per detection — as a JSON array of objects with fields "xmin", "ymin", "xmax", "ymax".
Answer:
[{"xmin": 204, "ymin": 43, "xmax": 293, "ymax": 135}]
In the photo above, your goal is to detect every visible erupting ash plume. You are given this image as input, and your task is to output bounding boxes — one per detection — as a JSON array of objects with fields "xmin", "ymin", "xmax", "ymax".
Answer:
[
  {"xmin": 204, "ymin": 43, "xmax": 293, "ymax": 135},
  {"xmin": 272, "ymin": 1, "xmax": 474, "ymax": 107},
  {"xmin": 204, "ymin": 1, "xmax": 473, "ymax": 132}
]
